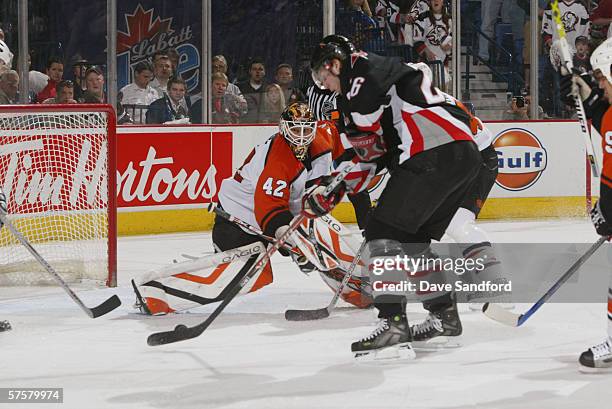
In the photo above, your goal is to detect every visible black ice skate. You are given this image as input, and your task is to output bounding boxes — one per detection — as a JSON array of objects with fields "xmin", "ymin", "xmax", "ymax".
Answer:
[
  {"xmin": 411, "ymin": 302, "xmax": 463, "ymax": 350},
  {"xmin": 579, "ymin": 337, "xmax": 612, "ymax": 373},
  {"xmin": 351, "ymin": 314, "xmax": 415, "ymax": 361}
]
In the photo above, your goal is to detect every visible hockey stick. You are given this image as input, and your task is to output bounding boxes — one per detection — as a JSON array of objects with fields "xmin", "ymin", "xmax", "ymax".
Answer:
[
  {"xmin": 483, "ymin": 236, "xmax": 610, "ymax": 327},
  {"xmin": 285, "ymin": 238, "xmax": 367, "ymax": 321},
  {"xmin": 551, "ymin": 0, "xmax": 600, "ymax": 177},
  {"xmin": 208, "ymin": 203, "xmax": 301, "ymax": 257},
  {"xmin": 147, "ymin": 162, "xmax": 356, "ymax": 345},
  {"xmin": 0, "ymin": 212, "xmax": 121, "ymax": 318}
]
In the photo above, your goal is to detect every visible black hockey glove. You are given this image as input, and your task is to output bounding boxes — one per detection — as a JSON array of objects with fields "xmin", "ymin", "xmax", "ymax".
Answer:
[
  {"xmin": 590, "ymin": 200, "xmax": 612, "ymax": 237},
  {"xmin": 560, "ymin": 70, "xmax": 595, "ymax": 106},
  {"xmin": 302, "ymin": 175, "xmax": 347, "ymax": 218}
]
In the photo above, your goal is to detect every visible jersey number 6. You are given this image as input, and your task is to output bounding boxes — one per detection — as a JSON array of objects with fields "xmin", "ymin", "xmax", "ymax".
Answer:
[{"xmin": 263, "ymin": 177, "xmax": 287, "ymax": 198}]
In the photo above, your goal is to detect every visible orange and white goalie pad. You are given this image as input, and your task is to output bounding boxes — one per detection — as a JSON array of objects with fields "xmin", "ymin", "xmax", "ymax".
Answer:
[
  {"xmin": 132, "ymin": 242, "xmax": 270, "ymax": 315},
  {"xmin": 293, "ymin": 215, "xmax": 372, "ymax": 308}
]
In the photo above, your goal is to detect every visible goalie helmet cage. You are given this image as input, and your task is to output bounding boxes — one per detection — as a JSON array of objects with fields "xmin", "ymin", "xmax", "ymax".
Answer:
[{"xmin": 0, "ymin": 104, "xmax": 117, "ymax": 287}]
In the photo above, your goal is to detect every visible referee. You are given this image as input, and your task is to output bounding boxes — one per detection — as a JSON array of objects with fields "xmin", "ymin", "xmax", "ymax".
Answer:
[{"xmin": 306, "ymin": 83, "xmax": 373, "ymax": 230}]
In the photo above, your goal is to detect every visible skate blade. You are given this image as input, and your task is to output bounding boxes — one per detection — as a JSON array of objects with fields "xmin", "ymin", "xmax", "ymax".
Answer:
[
  {"xmin": 579, "ymin": 363, "xmax": 612, "ymax": 374},
  {"xmin": 413, "ymin": 335, "xmax": 462, "ymax": 351},
  {"xmin": 354, "ymin": 342, "xmax": 416, "ymax": 362}
]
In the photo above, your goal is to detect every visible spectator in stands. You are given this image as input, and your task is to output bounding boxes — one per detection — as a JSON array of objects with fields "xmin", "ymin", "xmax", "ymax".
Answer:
[
  {"xmin": 238, "ymin": 59, "xmax": 267, "ymax": 123},
  {"xmin": 119, "ymin": 61, "xmax": 160, "ymax": 124},
  {"xmin": 69, "ymin": 54, "xmax": 88, "ymax": 101},
  {"xmin": 0, "ymin": 70, "xmax": 19, "ymax": 104},
  {"xmin": 274, "ymin": 63, "xmax": 305, "ymax": 106},
  {"xmin": 166, "ymin": 48, "xmax": 181, "ymax": 78},
  {"xmin": 590, "ymin": 0, "xmax": 612, "ymax": 38},
  {"xmin": 542, "ymin": 0, "xmax": 590, "ymax": 51},
  {"xmin": 27, "ymin": 53, "xmax": 47, "ymax": 103},
  {"xmin": 42, "ymin": 80, "xmax": 77, "ymax": 104},
  {"xmin": 36, "ymin": 56, "xmax": 64, "ymax": 102},
  {"xmin": 375, "ymin": 0, "xmax": 405, "ymax": 44},
  {"xmin": 211, "ymin": 72, "xmax": 244, "ymax": 124},
  {"xmin": 150, "ymin": 55, "xmax": 173, "ymax": 96},
  {"xmin": 146, "ymin": 77, "xmax": 191, "ymax": 124},
  {"xmin": 573, "ymin": 36, "xmax": 592, "ymax": 75},
  {"xmin": 413, "ymin": 0, "xmax": 451, "ymax": 88},
  {"xmin": 212, "ymin": 55, "xmax": 248, "ymax": 113},
  {"xmin": 338, "ymin": 0, "xmax": 379, "ymax": 50},
  {"xmin": 259, "ymin": 83, "xmax": 286, "ymax": 123},
  {"xmin": 117, "ymin": 92, "xmax": 134, "ymax": 125},
  {"xmin": 0, "ymin": 34, "xmax": 13, "ymax": 68},
  {"xmin": 81, "ymin": 66, "xmax": 106, "ymax": 103},
  {"xmin": 503, "ymin": 92, "xmax": 544, "ymax": 120}
]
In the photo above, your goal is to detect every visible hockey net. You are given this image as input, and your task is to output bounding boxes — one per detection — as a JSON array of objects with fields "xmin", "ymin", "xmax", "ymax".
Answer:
[{"xmin": 0, "ymin": 105, "xmax": 116, "ymax": 287}]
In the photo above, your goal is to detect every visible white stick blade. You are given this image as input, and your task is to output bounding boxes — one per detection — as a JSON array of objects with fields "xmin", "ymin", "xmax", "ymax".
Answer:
[{"xmin": 482, "ymin": 302, "xmax": 521, "ymax": 327}]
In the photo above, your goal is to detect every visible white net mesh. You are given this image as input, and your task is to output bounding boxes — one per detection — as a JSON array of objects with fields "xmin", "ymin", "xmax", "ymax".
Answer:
[{"xmin": 0, "ymin": 109, "xmax": 113, "ymax": 286}]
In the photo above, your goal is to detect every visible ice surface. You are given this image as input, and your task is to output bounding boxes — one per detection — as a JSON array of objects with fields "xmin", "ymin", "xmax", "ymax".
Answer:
[{"xmin": 1, "ymin": 219, "xmax": 611, "ymax": 409}]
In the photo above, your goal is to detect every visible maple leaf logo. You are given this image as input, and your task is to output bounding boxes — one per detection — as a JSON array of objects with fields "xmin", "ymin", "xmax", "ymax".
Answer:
[{"xmin": 117, "ymin": 5, "xmax": 173, "ymax": 54}]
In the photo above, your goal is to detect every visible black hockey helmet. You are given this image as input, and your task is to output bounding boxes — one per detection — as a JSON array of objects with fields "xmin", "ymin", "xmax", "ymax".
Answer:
[
  {"xmin": 280, "ymin": 102, "xmax": 317, "ymax": 161},
  {"xmin": 310, "ymin": 35, "xmax": 355, "ymax": 72}
]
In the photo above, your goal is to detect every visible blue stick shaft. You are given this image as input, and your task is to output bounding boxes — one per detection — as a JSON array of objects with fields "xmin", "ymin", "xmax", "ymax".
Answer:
[{"xmin": 516, "ymin": 236, "xmax": 609, "ymax": 326}]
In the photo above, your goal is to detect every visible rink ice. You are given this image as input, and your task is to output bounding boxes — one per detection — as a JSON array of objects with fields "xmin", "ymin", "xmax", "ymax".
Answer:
[{"xmin": 1, "ymin": 218, "xmax": 612, "ymax": 409}]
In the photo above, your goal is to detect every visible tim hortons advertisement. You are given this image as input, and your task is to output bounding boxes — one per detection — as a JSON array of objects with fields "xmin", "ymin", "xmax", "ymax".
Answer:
[
  {"xmin": 116, "ymin": 128, "xmax": 233, "ymax": 209},
  {"xmin": 0, "ymin": 134, "xmax": 108, "ymax": 214}
]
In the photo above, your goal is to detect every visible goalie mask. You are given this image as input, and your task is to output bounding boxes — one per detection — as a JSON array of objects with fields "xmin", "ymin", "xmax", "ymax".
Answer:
[{"xmin": 280, "ymin": 102, "xmax": 317, "ymax": 161}]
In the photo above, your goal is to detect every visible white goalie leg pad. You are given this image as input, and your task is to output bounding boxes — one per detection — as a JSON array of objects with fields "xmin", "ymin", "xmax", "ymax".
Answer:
[{"xmin": 133, "ymin": 242, "xmax": 266, "ymax": 315}]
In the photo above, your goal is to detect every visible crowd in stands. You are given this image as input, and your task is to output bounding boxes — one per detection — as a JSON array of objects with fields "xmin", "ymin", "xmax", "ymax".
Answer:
[{"xmin": 1, "ymin": 1, "xmax": 609, "ymax": 124}]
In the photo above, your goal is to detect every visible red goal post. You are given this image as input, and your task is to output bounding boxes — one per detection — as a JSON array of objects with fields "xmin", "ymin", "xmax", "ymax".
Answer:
[{"xmin": 0, "ymin": 104, "xmax": 117, "ymax": 287}]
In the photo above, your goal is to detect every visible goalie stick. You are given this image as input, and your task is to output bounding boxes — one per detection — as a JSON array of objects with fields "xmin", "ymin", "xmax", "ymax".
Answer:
[
  {"xmin": 285, "ymin": 238, "xmax": 368, "ymax": 321},
  {"xmin": 0, "ymin": 212, "xmax": 121, "ymax": 318},
  {"xmin": 483, "ymin": 235, "xmax": 610, "ymax": 327},
  {"xmin": 551, "ymin": 0, "xmax": 600, "ymax": 177},
  {"xmin": 147, "ymin": 160, "xmax": 357, "ymax": 346},
  {"xmin": 208, "ymin": 203, "xmax": 301, "ymax": 257}
]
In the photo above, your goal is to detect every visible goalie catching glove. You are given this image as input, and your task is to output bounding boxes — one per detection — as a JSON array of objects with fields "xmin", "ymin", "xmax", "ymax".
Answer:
[{"xmin": 302, "ymin": 175, "xmax": 347, "ymax": 218}]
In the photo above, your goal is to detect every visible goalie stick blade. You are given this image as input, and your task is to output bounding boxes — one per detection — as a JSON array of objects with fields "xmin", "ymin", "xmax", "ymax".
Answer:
[
  {"xmin": 284, "ymin": 308, "xmax": 330, "ymax": 321},
  {"xmin": 482, "ymin": 302, "xmax": 521, "ymax": 327},
  {"xmin": 88, "ymin": 295, "xmax": 122, "ymax": 318}
]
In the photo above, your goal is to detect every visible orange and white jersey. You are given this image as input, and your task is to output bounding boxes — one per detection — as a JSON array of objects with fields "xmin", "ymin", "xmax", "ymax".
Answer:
[{"xmin": 218, "ymin": 128, "xmax": 334, "ymax": 237}]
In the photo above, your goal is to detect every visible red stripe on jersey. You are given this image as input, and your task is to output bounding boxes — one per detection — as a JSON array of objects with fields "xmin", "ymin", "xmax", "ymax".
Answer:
[
  {"xmin": 356, "ymin": 121, "xmax": 381, "ymax": 133},
  {"xmin": 417, "ymin": 109, "xmax": 475, "ymax": 142},
  {"xmin": 401, "ymin": 111, "xmax": 424, "ymax": 156},
  {"xmin": 608, "ymin": 297, "xmax": 612, "ymax": 314}
]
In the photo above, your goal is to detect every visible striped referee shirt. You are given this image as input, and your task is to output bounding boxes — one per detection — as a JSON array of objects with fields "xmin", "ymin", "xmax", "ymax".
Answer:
[{"xmin": 306, "ymin": 85, "xmax": 339, "ymax": 121}]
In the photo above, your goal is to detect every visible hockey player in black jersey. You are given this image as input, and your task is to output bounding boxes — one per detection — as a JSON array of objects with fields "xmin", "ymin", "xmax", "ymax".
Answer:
[{"xmin": 307, "ymin": 35, "xmax": 481, "ymax": 360}]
